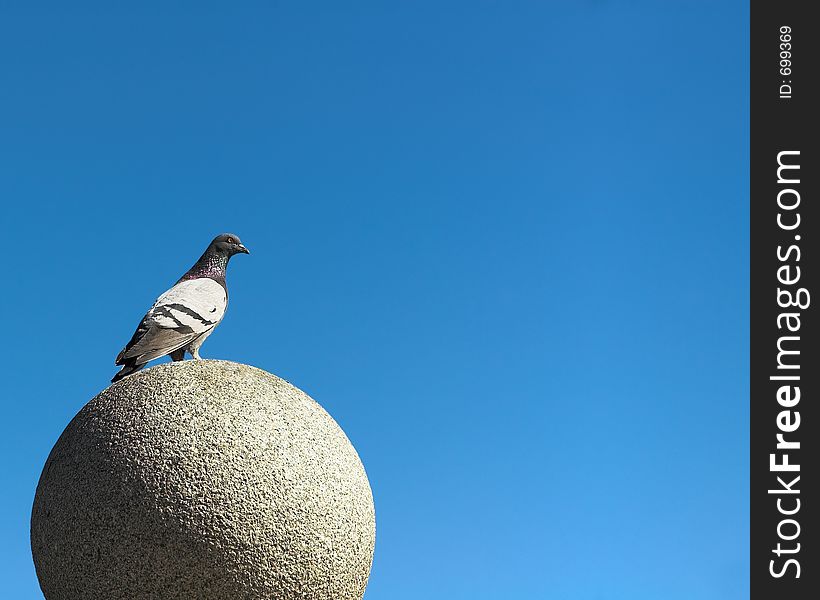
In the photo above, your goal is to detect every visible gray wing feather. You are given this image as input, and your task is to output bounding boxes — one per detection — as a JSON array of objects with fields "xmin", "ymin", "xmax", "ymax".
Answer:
[
  {"xmin": 119, "ymin": 325, "xmax": 199, "ymax": 363},
  {"xmin": 117, "ymin": 278, "xmax": 227, "ymax": 364}
]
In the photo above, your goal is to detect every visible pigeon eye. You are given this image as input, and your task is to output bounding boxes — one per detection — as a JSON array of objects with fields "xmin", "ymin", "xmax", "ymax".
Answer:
[{"xmin": 227, "ymin": 237, "xmax": 234, "ymax": 244}]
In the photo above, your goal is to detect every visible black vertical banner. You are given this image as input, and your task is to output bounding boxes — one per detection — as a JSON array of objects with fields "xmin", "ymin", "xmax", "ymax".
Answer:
[{"xmin": 751, "ymin": 2, "xmax": 817, "ymax": 598}]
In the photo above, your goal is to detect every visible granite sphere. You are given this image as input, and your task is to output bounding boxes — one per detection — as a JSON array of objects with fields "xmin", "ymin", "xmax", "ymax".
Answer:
[{"xmin": 31, "ymin": 360, "xmax": 375, "ymax": 600}]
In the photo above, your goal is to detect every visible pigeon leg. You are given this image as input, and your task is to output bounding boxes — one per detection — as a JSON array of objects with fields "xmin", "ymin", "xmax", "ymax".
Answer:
[
  {"xmin": 187, "ymin": 330, "xmax": 213, "ymax": 360},
  {"xmin": 170, "ymin": 349, "xmax": 185, "ymax": 362}
]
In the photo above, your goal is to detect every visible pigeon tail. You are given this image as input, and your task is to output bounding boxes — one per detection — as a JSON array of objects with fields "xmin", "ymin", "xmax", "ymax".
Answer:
[{"xmin": 112, "ymin": 361, "xmax": 147, "ymax": 383}]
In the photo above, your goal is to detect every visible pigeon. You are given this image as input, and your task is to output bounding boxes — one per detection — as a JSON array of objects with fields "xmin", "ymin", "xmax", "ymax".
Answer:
[{"xmin": 112, "ymin": 233, "xmax": 250, "ymax": 382}]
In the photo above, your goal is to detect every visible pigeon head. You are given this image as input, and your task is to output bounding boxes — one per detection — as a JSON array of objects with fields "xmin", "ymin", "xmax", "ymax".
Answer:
[{"xmin": 209, "ymin": 233, "xmax": 250, "ymax": 257}]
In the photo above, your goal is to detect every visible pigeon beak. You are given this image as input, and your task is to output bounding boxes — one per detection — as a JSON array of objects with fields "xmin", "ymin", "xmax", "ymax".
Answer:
[{"xmin": 237, "ymin": 244, "xmax": 250, "ymax": 255}]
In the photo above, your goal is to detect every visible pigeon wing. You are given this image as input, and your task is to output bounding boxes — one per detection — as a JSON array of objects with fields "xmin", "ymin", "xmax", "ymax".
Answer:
[{"xmin": 116, "ymin": 278, "xmax": 227, "ymax": 365}]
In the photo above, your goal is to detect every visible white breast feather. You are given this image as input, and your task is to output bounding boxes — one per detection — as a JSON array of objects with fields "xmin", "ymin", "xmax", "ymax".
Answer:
[{"xmin": 152, "ymin": 278, "xmax": 227, "ymax": 326}]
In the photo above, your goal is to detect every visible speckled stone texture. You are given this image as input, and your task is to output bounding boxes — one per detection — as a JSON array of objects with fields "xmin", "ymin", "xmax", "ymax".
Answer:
[{"xmin": 31, "ymin": 360, "xmax": 375, "ymax": 600}]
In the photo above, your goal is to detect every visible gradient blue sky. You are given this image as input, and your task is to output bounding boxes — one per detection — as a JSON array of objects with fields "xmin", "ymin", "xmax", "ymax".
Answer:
[{"xmin": 1, "ymin": 2, "xmax": 749, "ymax": 598}]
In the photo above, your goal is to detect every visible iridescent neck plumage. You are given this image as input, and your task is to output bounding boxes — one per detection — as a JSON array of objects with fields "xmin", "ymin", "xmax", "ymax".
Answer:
[{"xmin": 181, "ymin": 250, "xmax": 229, "ymax": 285}]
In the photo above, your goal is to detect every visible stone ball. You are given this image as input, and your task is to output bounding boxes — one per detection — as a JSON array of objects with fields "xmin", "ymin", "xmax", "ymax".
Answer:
[{"xmin": 31, "ymin": 360, "xmax": 375, "ymax": 600}]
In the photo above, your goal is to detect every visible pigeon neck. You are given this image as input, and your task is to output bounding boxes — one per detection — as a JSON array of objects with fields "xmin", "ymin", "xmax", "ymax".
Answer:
[{"xmin": 183, "ymin": 251, "xmax": 229, "ymax": 285}]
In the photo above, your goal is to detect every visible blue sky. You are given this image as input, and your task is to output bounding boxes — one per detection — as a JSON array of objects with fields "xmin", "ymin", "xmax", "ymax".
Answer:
[{"xmin": 0, "ymin": 2, "xmax": 748, "ymax": 598}]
